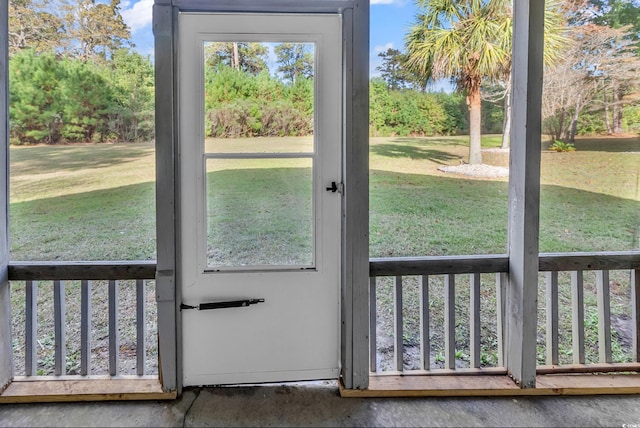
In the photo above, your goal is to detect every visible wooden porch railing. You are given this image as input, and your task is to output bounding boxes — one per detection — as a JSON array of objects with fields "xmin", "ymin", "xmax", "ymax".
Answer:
[
  {"xmin": 7, "ymin": 253, "xmax": 640, "ymax": 397},
  {"xmin": 369, "ymin": 252, "xmax": 640, "ymax": 376},
  {"xmin": 8, "ymin": 261, "xmax": 157, "ymax": 379}
]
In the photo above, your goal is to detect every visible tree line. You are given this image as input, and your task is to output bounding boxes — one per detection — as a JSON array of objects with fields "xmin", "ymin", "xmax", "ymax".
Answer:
[
  {"xmin": 9, "ymin": 0, "xmax": 153, "ymax": 144},
  {"xmin": 203, "ymin": 42, "xmax": 315, "ymax": 138},
  {"xmin": 10, "ymin": 48, "xmax": 154, "ymax": 144},
  {"xmin": 8, "ymin": 0, "xmax": 477, "ymax": 145},
  {"xmin": 7, "ymin": 0, "xmax": 640, "ymax": 149}
]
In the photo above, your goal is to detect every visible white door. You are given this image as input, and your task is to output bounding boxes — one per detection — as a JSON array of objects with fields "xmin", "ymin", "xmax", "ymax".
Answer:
[{"xmin": 178, "ymin": 13, "xmax": 342, "ymax": 386}]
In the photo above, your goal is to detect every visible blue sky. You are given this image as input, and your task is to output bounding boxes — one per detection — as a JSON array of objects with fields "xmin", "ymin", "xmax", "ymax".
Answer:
[
  {"xmin": 121, "ymin": 0, "xmax": 418, "ymax": 77},
  {"xmin": 369, "ymin": 0, "xmax": 417, "ymax": 76}
]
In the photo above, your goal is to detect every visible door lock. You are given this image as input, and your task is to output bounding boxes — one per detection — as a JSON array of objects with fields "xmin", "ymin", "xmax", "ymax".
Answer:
[{"xmin": 326, "ymin": 181, "xmax": 343, "ymax": 194}]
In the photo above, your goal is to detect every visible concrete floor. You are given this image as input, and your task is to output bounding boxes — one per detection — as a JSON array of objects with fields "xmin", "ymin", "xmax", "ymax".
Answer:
[{"xmin": 2, "ymin": 381, "xmax": 640, "ymax": 427}]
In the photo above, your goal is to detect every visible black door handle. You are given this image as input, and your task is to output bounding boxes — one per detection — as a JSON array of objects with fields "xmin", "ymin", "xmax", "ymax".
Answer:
[
  {"xmin": 326, "ymin": 181, "xmax": 338, "ymax": 192},
  {"xmin": 181, "ymin": 298, "xmax": 265, "ymax": 311}
]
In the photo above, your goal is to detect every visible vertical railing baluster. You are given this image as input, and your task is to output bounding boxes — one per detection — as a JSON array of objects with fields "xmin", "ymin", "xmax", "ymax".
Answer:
[
  {"xmin": 80, "ymin": 280, "xmax": 92, "ymax": 376},
  {"xmin": 136, "ymin": 279, "xmax": 146, "ymax": 376},
  {"xmin": 596, "ymin": 270, "xmax": 612, "ymax": 363},
  {"xmin": 369, "ymin": 277, "xmax": 377, "ymax": 372},
  {"xmin": 25, "ymin": 280, "xmax": 38, "ymax": 376},
  {"xmin": 109, "ymin": 279, "xmax": 119, "ymax": 376},
  {"xmin": 393, "ymin": 276, "xmax": 403, "ymax": 372},
  {"xmin": 445, "ymin": 274, "xmax": 455, "ymax": 370},
  {"xmin": 419, "ymin": 275, "xmax": 430, "ymax": 371},
  {"xmin": 546, "ymin": 271, "xmax": 559, "ymax": 365},
  {"xmin": 496, "ymin": 272, "xmax": 507, "ymax": 367},
  {"xmin": 470, "ymin": 273, "xmax": 481, "ymax": 369},
  {"xmin": 571, "ymin": 270, "xmax": 585, "ymax": 364},
  {"xmin": 632, "ymin": 269, "xmax": 639, "ymax": 362},
  {"xmin": 53, "ymin": 280, "xmax": 66, "ymax": 376}
]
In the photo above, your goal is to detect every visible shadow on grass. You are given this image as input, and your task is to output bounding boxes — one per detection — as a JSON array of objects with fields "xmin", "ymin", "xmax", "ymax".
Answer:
[
  {"xmin": 9, "ymin": 166, "xmax": 639, "ymax": 261},
  {"xmin": 370, "ymin": 169, "xmax": 639, "ymax": 257},
  {"xmin": 10, "ymin": 143, "xmax": 155, "ymax": 174},
  {"xmin": 390, "ymin": 136, "xmax": 469, "ymax": 146},
  {"xmin": 371, "ymin": 144, "xmax": 462, "ymax": 164},
  {"xmin": 10, "ymin": 180, "xmax": 157, "ymax": 261}
]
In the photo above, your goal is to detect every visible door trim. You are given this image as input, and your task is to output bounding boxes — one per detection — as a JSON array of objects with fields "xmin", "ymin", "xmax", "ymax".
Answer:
[{"xmin": 153, "ymin": 0, "xmax": 369, "ymax": 393}]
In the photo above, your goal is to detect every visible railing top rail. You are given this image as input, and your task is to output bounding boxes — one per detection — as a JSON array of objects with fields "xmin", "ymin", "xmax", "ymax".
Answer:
[
  {"xmin": 9, "ymin": 251, "xmax": 640, "ymax": 280},
  {"xmin": 8, "ymin": 261, "xmax": 157, "ymax": 281},
  {"xmin": 369, "ymin": 254, "xmax": 509, "ymax": 277},
  {"xmin": 370, "ymin": 251, "xmax": 640, "ymax": 277},
  {"xmin": 538, "ymin": 252, "xmax": 640, "ymax": 272}
]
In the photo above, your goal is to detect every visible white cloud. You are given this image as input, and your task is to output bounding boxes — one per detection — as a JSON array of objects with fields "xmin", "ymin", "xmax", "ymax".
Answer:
[
  {"xmin": 374, "ymin": 42, "xmax": 394, "ymax": 53},
  {"xmin": 121, "ymin": 0, "xmax": 153, "ymax": 34}
]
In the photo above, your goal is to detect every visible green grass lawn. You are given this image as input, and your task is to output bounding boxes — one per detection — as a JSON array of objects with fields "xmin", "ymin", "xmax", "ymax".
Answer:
[
  {"xmin": 10, "ymin": 143, "xmax": 157, "ymax": 261},
  {"xmin": 9, "ymin": 135, "xmax": 639, "ymax": 261},
  {"xmin": 369, "ymin": 134, "xmax": 640, "ymax": 256},
  {"xmin": 8, "ymin": 134, "xmax": 640, "ymax": 374}
]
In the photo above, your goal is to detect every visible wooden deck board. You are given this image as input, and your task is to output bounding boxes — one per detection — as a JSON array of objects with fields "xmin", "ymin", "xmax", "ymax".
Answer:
[
  {"xmin": 0, "ymin": 377, "xmax": 176, "ymax": 403},
  {"xmin": 340, "ymin": 374, "xmax": 640, "ymax": 397}
]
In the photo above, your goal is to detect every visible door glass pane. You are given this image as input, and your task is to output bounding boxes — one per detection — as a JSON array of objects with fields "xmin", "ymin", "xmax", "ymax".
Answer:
[
  {"xmin": 203, "ymin": 41, "xmax": 315, "ymax": 154},
  {"xmin": 206, "ymin": 158, "xmax": 314, "ymax": 269},
  {"xmin": 202, "ymin": 40, "xmax": 317, "ymax": 270}
]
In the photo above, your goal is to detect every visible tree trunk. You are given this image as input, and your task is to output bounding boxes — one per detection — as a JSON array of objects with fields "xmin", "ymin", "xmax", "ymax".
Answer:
[
  {"xmin": 604, "ymin": 98, "xmax": 613, "ymax": 135},
  {"xmin": 568, "ymin": 114, "xmax": 578, "ymax": 142},
  {"xmin": 567, "ymin": 95, "xmax": 581, "ymax": 142},
  {"xmin": 556, "ymin": 109, "xmax": 567, "ymax": 141},
  {"xmin": 613, "ymin": 90, "xmax": 623, "ymax": 134},
  {"xmin": 501, "ymin": 80, "xmax": 512, "ymax": 149},
  {"xmin": 467, "ymin": 86, "xmax": 483, "ymax": 165},
  {"xmin": 232, "ymin": 42, "xmax": 240, "ymax": 71}
]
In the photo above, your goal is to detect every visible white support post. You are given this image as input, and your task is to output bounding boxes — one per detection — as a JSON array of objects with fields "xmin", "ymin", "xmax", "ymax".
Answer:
[
  {"xmin": 0, "ymin": 0, "xmax": 11, "ymax": 393},
  {"xmin": 351, "ymin": 0, "xmax": 370, "ymax": 391},
  {"xmin": 341, "ymin": 0, "xmax": 370, "ymax": 390},
  {"xmin": 506, "ymin": 0, "xmax": 545, "ymax": 388},
  {"xmin": 153, "ymin": 0, "xmax": 178, "ymax": 393}
]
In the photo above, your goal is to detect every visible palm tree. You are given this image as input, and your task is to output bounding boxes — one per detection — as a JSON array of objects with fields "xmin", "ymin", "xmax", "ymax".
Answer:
[
  {"xmin": 407, "ymin": 0, "xmax": 567, "ymax": 161},
  {"xmin": 407, "ymin": 0, "xmax": 512, "ymax": 165}
]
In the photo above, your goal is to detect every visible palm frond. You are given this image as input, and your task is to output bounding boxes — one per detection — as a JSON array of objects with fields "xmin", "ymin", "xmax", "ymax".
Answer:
[{"xmin": 406, "ymin": 0, "xmax": 566, "ymax": 89}]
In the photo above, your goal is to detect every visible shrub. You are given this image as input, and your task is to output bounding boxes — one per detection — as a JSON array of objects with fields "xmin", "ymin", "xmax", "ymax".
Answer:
[
  {"xmin": 208, "ymin": 100, "xmax": 259, "ymax": 138},
  {"xmin": 260, "ymin": 102, "xmax": 312, "ymax": 137},
  {"xmin": 205, "ymin": 66, "xmax": 313, "ymax": 138},
  {"xmin": 549, "ymin": 140, "xmax": 576, "ymax": 152},
  {"xmin": 207, "ymin": 100, "xmax": 312, "ymax": 138},
  {"xmin": 369, "ymin": 80, "xmax": 469, "ymax": 137}
]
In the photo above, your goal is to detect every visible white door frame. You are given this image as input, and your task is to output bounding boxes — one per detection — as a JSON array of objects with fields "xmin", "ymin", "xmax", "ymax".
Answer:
[{"xmin": 153, "ymin": 0, "xmax": 370, "ymax": 393}]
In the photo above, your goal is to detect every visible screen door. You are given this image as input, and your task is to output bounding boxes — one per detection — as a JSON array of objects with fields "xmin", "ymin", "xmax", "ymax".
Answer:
[{"xmin": 178, "ymin": 13, "xmax": 342, "ymax": 386}]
